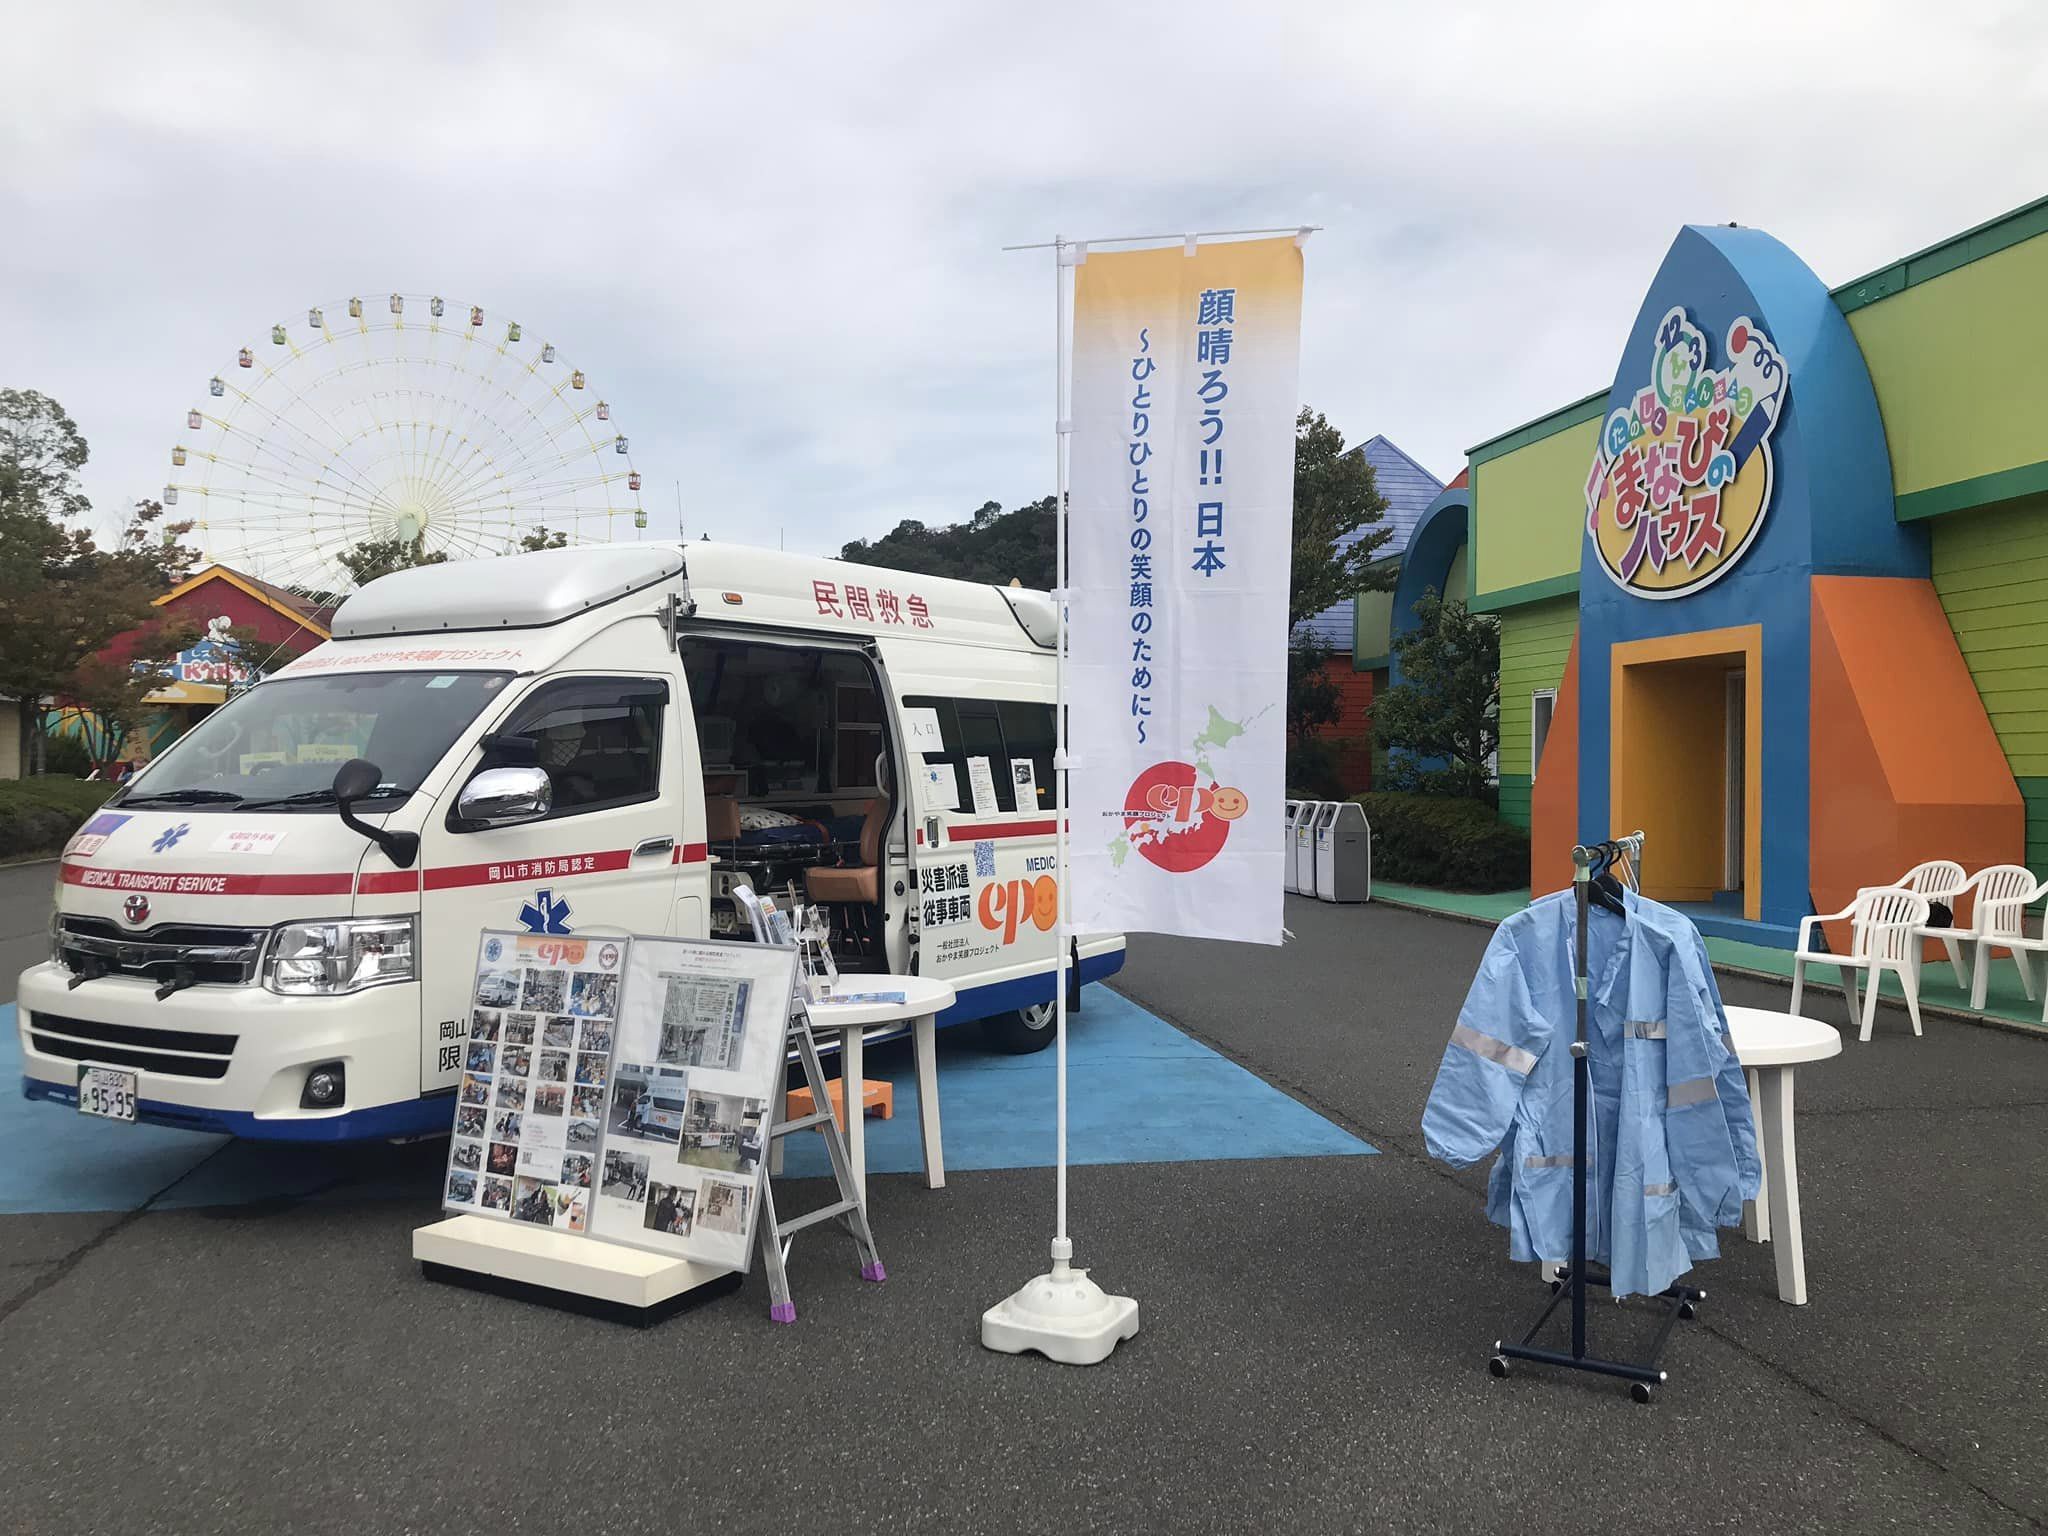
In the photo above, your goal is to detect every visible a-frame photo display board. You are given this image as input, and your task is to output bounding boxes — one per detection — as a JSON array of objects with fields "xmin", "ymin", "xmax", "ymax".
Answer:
[{"xmin": 440, "ymin": 929, "xmax": 796, "ymax": 1274}]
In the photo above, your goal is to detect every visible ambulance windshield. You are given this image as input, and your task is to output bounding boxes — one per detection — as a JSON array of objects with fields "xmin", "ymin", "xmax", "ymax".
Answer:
[{"xmin": 117, "ymin": 670, "xmax": 512, "ymax": 811}]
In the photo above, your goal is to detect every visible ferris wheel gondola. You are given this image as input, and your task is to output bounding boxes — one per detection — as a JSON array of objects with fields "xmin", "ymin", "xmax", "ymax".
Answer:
[{"xmin": 167, "ymin": 291, "xmax": 648, "ymax": 592}]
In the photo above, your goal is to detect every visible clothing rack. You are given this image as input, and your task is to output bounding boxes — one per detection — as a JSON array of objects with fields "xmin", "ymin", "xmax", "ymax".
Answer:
[{"xmin": 1488, "ymin": 831, "xmax": 1704, "ymax": 1404}]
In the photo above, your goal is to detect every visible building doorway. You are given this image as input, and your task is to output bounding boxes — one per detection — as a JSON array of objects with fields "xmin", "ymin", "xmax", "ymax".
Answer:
[{"xmin": 1608, "ymin": 626, "xmax": 1763, "ymax": 922}]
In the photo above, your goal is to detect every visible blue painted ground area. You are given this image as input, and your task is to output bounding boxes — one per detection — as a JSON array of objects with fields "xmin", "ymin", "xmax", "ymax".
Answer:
[
  {"xmin": 4, "ymin": 990, "xmax": 1372, "ymax": 1215},
  {"xmin": 777, "ymin": 986, "xmax": 1374, "ymax": 1178}
]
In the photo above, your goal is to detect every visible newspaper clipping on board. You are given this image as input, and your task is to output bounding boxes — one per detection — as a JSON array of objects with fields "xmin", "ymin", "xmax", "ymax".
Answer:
[{"xmin": 590, "ymin": 936, "xmax": 798, "ymax": 1270}]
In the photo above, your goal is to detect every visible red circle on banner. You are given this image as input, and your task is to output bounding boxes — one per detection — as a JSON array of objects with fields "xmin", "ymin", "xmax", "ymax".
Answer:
[{"xmin": 1122, "ymin": 760, "xmax": 1232, "ymax": 873}]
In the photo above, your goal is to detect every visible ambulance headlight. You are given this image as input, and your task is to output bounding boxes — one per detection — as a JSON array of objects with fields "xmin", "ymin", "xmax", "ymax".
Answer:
[{"xmin": 264, "ymin": 916, "xmax": 417, "ymax": 995}]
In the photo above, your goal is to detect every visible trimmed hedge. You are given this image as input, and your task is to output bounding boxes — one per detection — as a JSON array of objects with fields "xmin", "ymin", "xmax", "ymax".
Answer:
[
  {"xmin": 1350, "ymin": 790, "xmax": 1528, "ymax": 893},
  {"xmin": 0, "ymin": 777, "xmax": 119, "ymax": 860}
]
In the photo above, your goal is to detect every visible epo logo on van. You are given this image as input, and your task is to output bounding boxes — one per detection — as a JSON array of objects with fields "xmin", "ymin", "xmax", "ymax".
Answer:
[{"xmin": 977, "ymin": 875, "xmax": 1059, "ymax": 945}]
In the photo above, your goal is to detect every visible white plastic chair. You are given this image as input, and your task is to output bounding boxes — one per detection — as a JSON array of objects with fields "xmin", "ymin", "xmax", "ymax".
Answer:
[
  {"xmin": 1791, "ymin": 886, "xmax": 1929, "ymax": 1042},
  {"xmin": 1895, "ymin": 859, "xmax": 1971, "ymax": 987},
  {"xmin": 1967, "ymin": 866, "xmax": 2048, "ymax": 1012}
]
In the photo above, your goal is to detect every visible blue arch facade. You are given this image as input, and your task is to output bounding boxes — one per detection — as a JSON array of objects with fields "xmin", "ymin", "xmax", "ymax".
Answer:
[
  {"xmin": 1387, "ymin": 487, "xmax": 1471, "ymax": 691},
  {"xmin": 1575, "ymin": 223, "xmax": 1916, "ymax": 930}
]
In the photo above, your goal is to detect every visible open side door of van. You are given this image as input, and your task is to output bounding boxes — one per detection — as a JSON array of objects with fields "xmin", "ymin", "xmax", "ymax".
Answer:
[{"xmin": 872, "ymin": 634, "xmax": 1062, "ymax": 1031}]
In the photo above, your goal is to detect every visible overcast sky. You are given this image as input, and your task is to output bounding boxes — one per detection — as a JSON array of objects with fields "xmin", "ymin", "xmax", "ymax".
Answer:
[{"xmin": 5, "ymin": 1, "xmax": 2046, "ymax": 565}]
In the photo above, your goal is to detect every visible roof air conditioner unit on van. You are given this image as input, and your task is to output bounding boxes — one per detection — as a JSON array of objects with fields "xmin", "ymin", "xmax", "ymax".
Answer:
[{"xmin": 998, "ymin": 587, "xmax": 1057, "ymax": 650}]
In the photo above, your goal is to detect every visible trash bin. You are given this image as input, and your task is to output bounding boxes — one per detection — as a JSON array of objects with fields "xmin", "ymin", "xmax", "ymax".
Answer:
[
  {"xmin": 1283, "ymin": 799, "xmax": 1305, "ymax": 894},
  {"xmin": 1291, "ymin": 800, "xmax": 1323, "ymax": 896},
  {"xmin": 1315, "ymin": 801, "xmax": 1371, "ymax": 903}
]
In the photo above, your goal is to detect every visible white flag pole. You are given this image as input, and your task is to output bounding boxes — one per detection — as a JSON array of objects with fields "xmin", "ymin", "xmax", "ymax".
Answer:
[
  {"xmin": 981, "ymin": 236, "xmax": 1140, "ymax": 1366},
  {"xmin": 1053, "ymin": 231, "xmax": 1071, "ymax": 1264}
]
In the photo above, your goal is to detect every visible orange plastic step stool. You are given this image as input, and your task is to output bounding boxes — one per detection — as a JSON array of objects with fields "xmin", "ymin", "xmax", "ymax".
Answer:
[{"xmin": 785, "ymin": 1077, "xmax": 893, "ymax": 1129}]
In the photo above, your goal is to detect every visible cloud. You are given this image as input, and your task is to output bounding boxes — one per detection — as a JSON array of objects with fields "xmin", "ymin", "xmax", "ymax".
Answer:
[{"xmin": 4, "ymin": 0, "xmax": 2045, "ymax": 578}]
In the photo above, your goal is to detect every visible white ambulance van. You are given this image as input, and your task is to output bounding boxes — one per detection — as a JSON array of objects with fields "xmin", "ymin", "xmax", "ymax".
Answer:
[{"xmin": 18, "ymin": 544, "xmax": 1125, "ymax": 1141}]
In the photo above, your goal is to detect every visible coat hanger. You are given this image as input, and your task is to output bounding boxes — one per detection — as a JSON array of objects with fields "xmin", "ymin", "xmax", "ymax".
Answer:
[{"xmin": 1587, "ymin": 841, "xmax": 1628, "ymax": 916}]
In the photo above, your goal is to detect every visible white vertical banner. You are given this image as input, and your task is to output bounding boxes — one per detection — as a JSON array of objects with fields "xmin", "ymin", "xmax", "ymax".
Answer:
[{"xmin": 1066, "ymin": 236, "xmax": 1303, "ymax": 944}]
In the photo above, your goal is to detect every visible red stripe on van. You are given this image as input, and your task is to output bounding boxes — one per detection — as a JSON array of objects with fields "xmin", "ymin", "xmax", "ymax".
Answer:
[
  {"xmin": 671, "ymin": 843, "xmax": 709, "ymax": 864},
  {"xmin": 424, "ymin": 849, "xmax": 634, "ymax": 891},
  {"xmin": 944, "ymin": 819, "xmax": 1058, "ymax": 842},
  {"xmin": 60, "ymin": 864, "xmax": 355, "ymax": 897},
  {"xmin": 357, "ymin": 870, "xmax": 422, "ymax": 894}
]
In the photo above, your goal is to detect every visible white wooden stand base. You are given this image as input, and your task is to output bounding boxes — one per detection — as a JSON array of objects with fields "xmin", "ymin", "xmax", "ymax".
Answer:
[{"xmin": 414, "ymin": 1214, "xmax": 741, "ymax": 1324}]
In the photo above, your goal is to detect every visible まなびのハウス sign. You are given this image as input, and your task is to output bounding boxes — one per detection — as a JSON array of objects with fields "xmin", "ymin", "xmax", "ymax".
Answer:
[{"xmin": 1584, "ymin": 306, "xmax": 1789, "ymax": 600}]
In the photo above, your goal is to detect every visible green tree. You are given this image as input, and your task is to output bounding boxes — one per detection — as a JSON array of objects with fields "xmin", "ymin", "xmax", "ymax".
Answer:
[
  {"xmin": 1286, "ymin": 631, "xmax": 1343, "ymax": 740},
  {"xmin": 1372, "ymin": 590, "xmax": 1500, "ymax": 798},
  {"xmin": 841, "ymin": 497, "xmax": 1056, "ymax": 589},
  {"xmin": 1290, "ymin": 407, "xmax": 1393, "ymax": 627},
  {"xmin": 334, "ymin": 533, "xmax": 450, "ymax": 588},
  {"xmin": 0, "ymin": 388, "xmax": 91, "ymax": 527},
  {"xmin": 330, "ymin": 525, "xmax": 567, "ymax": 594},
  {"xmin": 0, "ymin": 397, "xmax": 193, "ymax": 773},
  {"xmin": 1284, "ymin": 629, "xmax": 1350, "ymax": 798},
  {"xmin": 57, "ymin": 501, "xmax": 208, "ymax": 773}
]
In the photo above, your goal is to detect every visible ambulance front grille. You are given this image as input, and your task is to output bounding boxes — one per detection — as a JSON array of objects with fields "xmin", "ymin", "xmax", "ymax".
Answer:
[
  {"xmin": 27, "ymin": 1012, "xmax": 238, "ymax": 1079},
  {"xmin": 57, "ymin": 917, "xmax": 267, "ymax": 987}
]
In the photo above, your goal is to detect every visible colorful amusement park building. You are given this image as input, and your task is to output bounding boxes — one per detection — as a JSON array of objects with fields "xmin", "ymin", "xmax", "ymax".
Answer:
[
  {"xmin": 1360, "ymin": 193, "xmax": 2048, "ymax": 946},
  {"xmin": 1294, "ymin": 434, "xmax": 1446, "ymax": 794},
  {"xmin": 51, "ymin": 564, "xmax": 333, "ymax": 767}
]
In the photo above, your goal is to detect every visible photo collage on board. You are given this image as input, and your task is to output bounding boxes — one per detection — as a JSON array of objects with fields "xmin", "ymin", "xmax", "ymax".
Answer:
[
  {"xmin": 591, "ymin": 937, "xmax": 792, "ymax": 1270},
  {"xmin": 443, "ymin": 932, "xmax": 627, "ymax": 1232}
]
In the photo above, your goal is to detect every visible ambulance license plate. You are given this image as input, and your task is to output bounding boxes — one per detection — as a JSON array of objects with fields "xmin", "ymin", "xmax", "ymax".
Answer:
[{"xmin": 77, "ymin": 1065, "xmax": 138, "ymax": 1123}]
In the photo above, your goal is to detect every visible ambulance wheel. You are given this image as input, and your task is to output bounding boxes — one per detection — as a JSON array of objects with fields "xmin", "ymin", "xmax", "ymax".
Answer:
[
  {"xmin": 981, "ymin": 1001, "xmax": 1056, "ymax": 1054},
  {"xmin": 1487, "ymin": 1355, "xmax": 1509, "ymax": 1379},
  {"xmin": 1630, "ymin": 1382, "xmax": 1654, "ymax": 1405}
]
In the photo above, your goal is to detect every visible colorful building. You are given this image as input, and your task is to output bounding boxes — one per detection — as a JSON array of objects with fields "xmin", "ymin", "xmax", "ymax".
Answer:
[
  {"xmin": 50, "ymin": 564, "xmax": 333, "ymax": 764},
  {"xmin": 1295, "ymin": 435, "xmax": 1446, "ymax": 792},
  {"xmin": 1368, "ymin": 194, "xmax": 2048, "ymax": 946}
]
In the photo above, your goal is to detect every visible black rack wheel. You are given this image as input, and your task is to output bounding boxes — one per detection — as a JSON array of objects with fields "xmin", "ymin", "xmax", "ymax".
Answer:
[
  {"xmin": 1678, "ymin": 1301, "xmax": 1698, "ymax": 1321},
  {"xmin": 1630, "ymin": 1381, "xmax": 1653, "ymax": 1404},
  {"xmin": 1487, "ymin": 1355, "xmax": 1510, "ymax": 1379}
]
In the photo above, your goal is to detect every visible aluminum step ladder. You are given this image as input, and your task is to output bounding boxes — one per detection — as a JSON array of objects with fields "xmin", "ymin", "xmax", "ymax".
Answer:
[
  {"xmin": 758, "ymin": 1002, "xmax": 886, "ymax": 1322},
  {"xmin": 735, "ymin": 881, "xmax": 885, "ymax": 1323}
]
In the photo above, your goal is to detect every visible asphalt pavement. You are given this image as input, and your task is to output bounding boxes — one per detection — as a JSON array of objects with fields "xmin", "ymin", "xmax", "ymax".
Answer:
[{"xmin": 3, "ymin": 868, "xmax": 2044, "ymax": 1535}]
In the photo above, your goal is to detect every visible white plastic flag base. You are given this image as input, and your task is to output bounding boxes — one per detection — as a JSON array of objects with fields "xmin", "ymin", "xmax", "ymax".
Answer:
[{"xmin": 980, "ymin": 1258, "xmax": 1140, "ymax": 1366}]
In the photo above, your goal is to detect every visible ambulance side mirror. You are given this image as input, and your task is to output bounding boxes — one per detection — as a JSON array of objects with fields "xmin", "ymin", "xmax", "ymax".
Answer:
[
  {"xmin": 456, "ymin": 766, "xmax": 554, "ymax": 829},
  {"xmin": 333, "ymin": 758, "xmax": 420, "ymax": 869},
  {"xmin": 332, "ymin": 758, "xmax": 380, "ymax": 803}
]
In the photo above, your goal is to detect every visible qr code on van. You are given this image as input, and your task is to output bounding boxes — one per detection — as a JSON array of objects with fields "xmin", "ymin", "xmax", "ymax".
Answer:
[{"xmin": 973, "ymin": 841, "xmax": 996, "ymax": 879}]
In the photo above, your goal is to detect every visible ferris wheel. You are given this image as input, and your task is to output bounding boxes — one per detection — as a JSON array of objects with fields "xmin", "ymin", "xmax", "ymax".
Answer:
[{"xmin": 165, "ymin": 293, "xmax": 648, "ymax": 592}]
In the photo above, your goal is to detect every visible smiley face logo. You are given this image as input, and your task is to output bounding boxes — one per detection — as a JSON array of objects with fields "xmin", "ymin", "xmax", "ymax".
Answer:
[
  {"xmin": 1123, "ymin": 762, "xmax": 1250, "ymax": 873},
  {"xmin": 1029, "ymin": 874, "xmax": 1058, "ymax": 931}
]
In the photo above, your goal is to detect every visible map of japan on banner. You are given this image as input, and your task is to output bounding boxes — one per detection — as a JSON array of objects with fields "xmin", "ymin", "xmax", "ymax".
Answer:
[{"xmin": 1066, "ymin": 236, "xmax": 1303, "ymax": 944}]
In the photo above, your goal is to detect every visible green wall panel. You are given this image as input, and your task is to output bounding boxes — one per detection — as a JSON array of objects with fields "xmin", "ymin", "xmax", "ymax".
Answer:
[
  {"xmin": 1352, "ymin": 585, "xmax": 1396, "ymax": 668},
  {"xmin": 2018, "ymin": 778, "xmax": 2048, "ymax": 872},
  {"xmin": 1498, "ymin": 774, "xmax": 1533, "ymax": 830},
  {"xmin": 1497, "ymin": 596, "xmax": 1577, "ymax": 803},
  {"xmin": 1471, "ymin": 417, "xmax": 1600, "ymax": 602},
  {"xmin": 1848, "ymin": 231, "xmax": 2048, "ymax": 501},
  {"xmin": 1931, "ymin": 504, "xmax": 2048, "ymax": 803},
  {"xmin": 1445, "ymin": 542, "xmax": 1469, "ymax": 605}
]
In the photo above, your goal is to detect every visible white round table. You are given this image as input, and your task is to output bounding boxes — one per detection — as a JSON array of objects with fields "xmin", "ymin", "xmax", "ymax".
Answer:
[
  {"xmin": 795, "ymin": 975, "xmax": 956, "ymax": 1203},
  {"xmin": 1724, "ymin": 1005, "xmax": 1842, "ymax": 1305}
]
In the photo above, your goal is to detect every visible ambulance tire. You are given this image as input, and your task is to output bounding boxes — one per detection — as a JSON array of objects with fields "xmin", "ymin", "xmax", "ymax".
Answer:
[{"xmin": 981, "ymin": 1000, "xmax": 1056, "ymax": 1054}]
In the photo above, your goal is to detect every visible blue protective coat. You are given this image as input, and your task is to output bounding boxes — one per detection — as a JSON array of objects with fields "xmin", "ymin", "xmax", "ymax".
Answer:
[{"xmin": 1422, "ymin": 887, "xmax": 1760, "ymax": 1298}]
